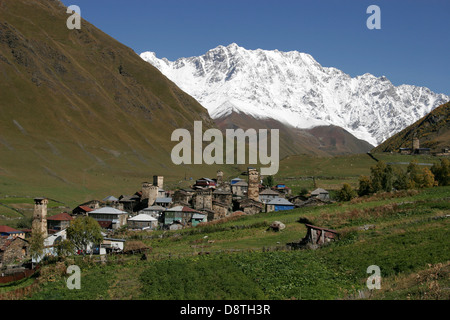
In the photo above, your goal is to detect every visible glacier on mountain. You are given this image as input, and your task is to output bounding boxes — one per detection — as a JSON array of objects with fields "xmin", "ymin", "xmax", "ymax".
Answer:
[{"xmin": 141, "ymin": 43, "xmax": 449, "ymax": 146}]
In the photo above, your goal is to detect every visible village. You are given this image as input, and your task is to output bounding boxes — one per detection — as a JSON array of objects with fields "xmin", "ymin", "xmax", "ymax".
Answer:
[{"xmin": 0, "ymin": 167, "xmax": 336, "ymax": 280}]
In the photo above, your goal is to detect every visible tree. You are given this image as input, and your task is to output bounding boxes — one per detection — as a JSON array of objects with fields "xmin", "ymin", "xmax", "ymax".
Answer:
[
  {"xmin": 337, "ymin": 183, "xmax": 357, "ymax": 202},
  {"xmin": 263, "ymin": 175, "xmax": 275, "ymax": 188},
  {"xmin": 370, "ymin": 161, "xmax": 387, "ymax": 193},
  {"xmin": 55, "ymin": 239, "xmax": 75, "ymax": 259},
  {"xmin": 29, "ymin": 230, "xmax": 45, "ymax": 264},
  {"xmin": 393, "ymin": 167, "xmax": 409, "ymax": 191},
  {"xmin": 406, "ymin": 160, "xmax": 422, "ymax": 189},
  {"xmin": 431, "ymin": 158, "xmax": 450, "ymax": 186},
  {"xmin": 66, "ymin": 216, "xmax": 103, "ymax": 255},
  {"xmin": 358, "ymin": 175, "xmax": 372, "ymax": 196},
  {"xmin": 421, "ymin": 167, "xmax": 435, "ymax": 188}
]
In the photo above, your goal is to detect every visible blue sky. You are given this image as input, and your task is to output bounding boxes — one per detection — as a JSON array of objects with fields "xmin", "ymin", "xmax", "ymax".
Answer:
[{"xmin": 61, "ymin": 0, "xmax": 450, "ymax": 95}]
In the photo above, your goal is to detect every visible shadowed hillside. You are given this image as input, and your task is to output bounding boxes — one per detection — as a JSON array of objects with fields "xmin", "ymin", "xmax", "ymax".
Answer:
[{"xmin": 0, "ymin": 0, "xmax": 225, "ymax": 203}]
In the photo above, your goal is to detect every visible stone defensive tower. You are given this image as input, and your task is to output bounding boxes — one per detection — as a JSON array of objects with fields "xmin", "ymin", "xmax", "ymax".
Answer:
[
  {"xmin": 216, "ymin": 170, "xmax": 224, "ymax": 187},
  {"xmin": 32, "ymin": 197, "xmax": 48, "ymax": 238},
  {"xmin": 194, "ymin": 189, "xmax": 213, "ymax": 210},
  {"xmin": 142, "ymin": 182, "xmax": 158, "ymax": 206},
  {"xmin": 412, "ymin": 137, "xmax": 420, "ymax": 151},
  {"xmin": 153, "ymin": 175, "xmax": 164, "ymax": 190},
  {"xmin": 247, "ymin": 168, "xmax": 260, "ymax": 202}
]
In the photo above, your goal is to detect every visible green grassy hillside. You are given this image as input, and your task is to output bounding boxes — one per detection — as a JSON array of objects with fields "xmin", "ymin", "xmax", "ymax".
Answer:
[
  {"xmin": 23, "ymin": 186, "xmax": 450, "ymax": 300},
  {"xmin": 373, "ymin": 101, "xmax": 450, "ymax": 152},
  {"xmin": 0, "ymin": 0, "xmax": 236, "ymax": 210}
]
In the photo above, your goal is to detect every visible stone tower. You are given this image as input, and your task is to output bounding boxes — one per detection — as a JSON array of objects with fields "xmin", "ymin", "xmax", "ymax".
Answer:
[
  {"xmin": 153, "ymin": 175, "xmax": 164, "ymax": 190},
  {"xmin": 216, "ymin": 170, "xmax": 224, "ymax": 187},
  {"xmin": 142, "ymin": 182, "xmax": 158, "ymax": 206},
  {"xmin": 32, "ymin": 197, "xmax": 48, "ymax": 238},
  {"xmin": 412, "ymin": 137, "xmax": 420, "ymax": 151},
  {"xmin": 247, "ymin": 168, "xmax": 260, "ymax": 202},
  {"xmin": 194, "ymin": 189, "xmax": 213, "ymax": 210}
]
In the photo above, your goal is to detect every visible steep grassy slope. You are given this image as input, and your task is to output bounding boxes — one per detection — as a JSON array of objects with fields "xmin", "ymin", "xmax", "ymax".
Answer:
[
  {"xmin": 0, "ymin": 0, "xmax": 231, "ymax": 205},
  {"xmin": 373, "ymin": 101, "xmax": 450, "ymax": 152},
  {"xmin": 215, "ymin": 112, "xmax": 374, "ymax": 158}
]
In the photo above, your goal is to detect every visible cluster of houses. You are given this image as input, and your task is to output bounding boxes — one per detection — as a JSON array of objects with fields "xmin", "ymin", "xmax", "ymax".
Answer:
[{"xmin": 1, "ymin": 168, "xmax": 333, "ymax": 272}]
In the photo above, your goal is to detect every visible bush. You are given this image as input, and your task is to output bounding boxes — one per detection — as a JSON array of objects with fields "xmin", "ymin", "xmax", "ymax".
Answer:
[{"xmin": 336, "ymin": 183, "xmax": 357, "ymax": 202}]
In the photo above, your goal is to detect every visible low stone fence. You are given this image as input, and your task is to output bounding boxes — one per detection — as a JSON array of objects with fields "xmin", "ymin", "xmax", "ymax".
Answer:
[{"xmin": 0, "ymin": 265, "xmax": 40, "ymax": 284}]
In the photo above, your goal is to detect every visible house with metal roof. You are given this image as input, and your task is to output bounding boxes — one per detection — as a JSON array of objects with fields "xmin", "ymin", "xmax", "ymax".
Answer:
[
  {"xmin": 103, "ymin": 196, "xmax": 119, "ymax": 202},
  {"xmin": 163, "ymin": 206, "xmax": 204, "ymax": 227},
  {"xmin": 259, "ymin": 189, "xmax": 281, "ymax": 203},
  {"xmin": 127, "ymin": 213, "xmax": 158, "ymax": 230},
  {"xmin": 266, "ymin": 197, "xmax": 295, "ymax": 212},
  {"xmin": 310, "ymin": 188, "xmax": 330, "ymax": 201},
  {"xmin": 154, "ymin": 197, "xmax": 172, "ymax": 208},
  {"xmin": 231, "ymin": 180, "xmax": 248, "ymax": 196},
  {"xmin": 88, "ymin": 207, "xmax": 128, "ymax": 230}
]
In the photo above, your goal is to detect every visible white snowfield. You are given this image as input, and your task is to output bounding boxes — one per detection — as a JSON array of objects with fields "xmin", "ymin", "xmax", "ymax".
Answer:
[{"xmin": 141, "ymin": 43, "xmax": 449, "ymax": 146}]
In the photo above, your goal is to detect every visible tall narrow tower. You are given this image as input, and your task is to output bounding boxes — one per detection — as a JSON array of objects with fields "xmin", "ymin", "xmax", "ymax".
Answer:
[
  {"xmin": 247, "ymin": 168, "xmax": 260, "ymax": 202},
  {"xmin": 142, "ymin": 182, "xmax": 158, "ymax": 207},
  {"xmin": 32, "ymin": 197, "xmax": 48, "ymax": 238},
  {"xmin": 153, "ymin": 175, "xmax": 164, "ymax": 190},
  {"xmin": 216, "ymin": 170, "xmax": 224, "ymax": 187}
]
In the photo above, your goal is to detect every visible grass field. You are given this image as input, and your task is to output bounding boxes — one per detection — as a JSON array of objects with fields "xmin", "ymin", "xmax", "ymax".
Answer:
[{"xmin": 24, "ymin": 185, "xmax": 450, "ymax": 300}]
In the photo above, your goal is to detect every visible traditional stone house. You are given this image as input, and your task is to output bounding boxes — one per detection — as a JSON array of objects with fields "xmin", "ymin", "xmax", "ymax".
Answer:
[
  {"xmin": 310, "ymin": 188, "xmax": 330, "ymax": 201},
  {"xmin": 266, "ymin": 197, "xmax": 295, "ymax": 212},
  {"xmin": 194, "ymin": 190, "xmax": 213, "ymax": 211},
  {"xmin": 154, "ymin": 197, "xmax": 172, "ymax": 208},
  {"xmin": 127, "ymin": 214, "xmax": 158, "ymax": 230},
  {"xmin": 172, "ymin": 189, "xmax": 195, "ymax": 207},
  {"xmin": 0, "ymin": 226, "xmax": 25, "ymax": 239},
  {"xmin": 163, "ymin": 206, "xmax": 203, "ymax": 226},
  {"xmin": 0, "ymin": 236, "xmax": 29, "ymax": 267},
  {"xmin": 238, "ymin": 198, "xmax": 264, "ymax": 215},
  {"xmin": 191, "ymin": 213, "xmax": 207, "ymax": 227},
  {"xmin": 139, "ymin": 206, "xmax": 166, "ymax": 219},
  {"xmin": 210, "ymin": 200, "xmax": 231, "ymax": 221},
  {"xmin": 213, "ymin": 189, "xmax": 233, "ymax": 206},
  {"xmin": 231, "ymin": 181, "xmax": 248, "ymax": 197},
  {"xmin": 118, "ymin": 195, "xmax": 138, "ymax": 213},
  {"xmin": 88, "ymin": 207, "xmax": 128, "ymax": 230},
  {"xmin": 47, "ymin": 212, "xmax": 73, "ymax": 231},
  {"xmin": 259, "ymin": 189, "xmax": 281, "ymax": 203}
]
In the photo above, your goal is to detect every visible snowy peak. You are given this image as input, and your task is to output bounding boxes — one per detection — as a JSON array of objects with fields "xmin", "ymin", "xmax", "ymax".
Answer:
[{"xmin": 141, "ymin": 44, "xmax": 449, "ymax": 146}]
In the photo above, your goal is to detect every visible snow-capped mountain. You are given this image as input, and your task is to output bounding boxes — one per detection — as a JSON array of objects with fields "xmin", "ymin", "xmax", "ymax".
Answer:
[{"xmin": 141, "ymin": 43, "xmax": 449, "ymax": 146}]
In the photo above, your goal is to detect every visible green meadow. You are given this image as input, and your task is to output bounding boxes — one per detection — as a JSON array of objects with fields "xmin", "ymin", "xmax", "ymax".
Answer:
[{"xmin": 25, "ymin": 185, "xmax": 450, "ymax": 300}]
